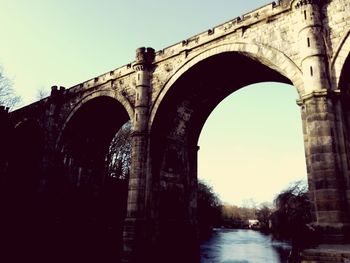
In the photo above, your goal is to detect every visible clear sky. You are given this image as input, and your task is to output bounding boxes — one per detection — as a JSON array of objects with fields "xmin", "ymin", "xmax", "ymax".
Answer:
[
  {"xmin": 0, "ymin": 0, "xmax": 307, "ymax": 206},
  {"xmin": 198, "ymin": 83, "xmax": 306, "ymax": 206}
]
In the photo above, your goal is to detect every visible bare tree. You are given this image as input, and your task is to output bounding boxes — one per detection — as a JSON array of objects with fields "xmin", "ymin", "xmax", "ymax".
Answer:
[
  {"xmin": 106, "ymin": 121, "xmax": 132, "ymax": 180},
  {"xmin": 0, "ymin": 67, "xmax": 21, "ymax": 110},
  {"xmin": 270, "ymin": 180, "xmax": 316, "ymax": 261},
  {"xmin": 36, "ymin": 87, "xmax": 50, "ymax": 100}
]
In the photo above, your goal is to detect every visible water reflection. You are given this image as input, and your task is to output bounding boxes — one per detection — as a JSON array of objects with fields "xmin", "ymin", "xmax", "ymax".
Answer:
[{"xmin": 200, "ymin": 228, "xmax": 291, "ymax": 263}]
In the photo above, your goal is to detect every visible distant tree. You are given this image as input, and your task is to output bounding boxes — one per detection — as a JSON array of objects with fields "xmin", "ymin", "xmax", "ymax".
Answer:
[
  {"xmin": 0, "ymin": 67, "xmax": 20, "ymax": 110},
  {"xmin": 270, "ymin": 180, "xmax": 316, "ymax": 261},
  {"xmin": 106, "ymin": 121, "xmax": 131, "ymax": 180},
  {"xmin": 36, "ymin": 87, "xmax": 50, "ymax": 100},
  {"xmin": 221, "ymin": 203, "xmax": 256, "ymax": 222},
  {"xmin": 221, "ymin": 204, "xmax": 241, "ymax": 220},
  {"xmin": 197, "ymin": 180, "xmax": 222, "ymax": 238},
  {"xmin": 100, "ymin": 120, "xmax": 131, "ymax": 228},
  {"xmin": 242, "ymin": 198, "xmax": 257, "ymax": 209},
  {"xmin": 255, "ymin": 202, "xmax": 273, "ymax": 233},
  {"xmin": 0, "ymin": 66, "xmax": 21, "ymax": 187},
  {"xmin": 239, "ymin": 206, "xmax": 256, "ymax": 221}
]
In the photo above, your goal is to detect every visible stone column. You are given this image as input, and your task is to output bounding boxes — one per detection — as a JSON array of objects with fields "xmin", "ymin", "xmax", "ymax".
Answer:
[
  {"xmin": 46, "ymin": 86, "xmax": 65, "ymax": 187},
  {"xmin": 295, "ymin": 0, "xmax": 350, "ymax": 241},
  {"xmin": 298, "ymin": 91, "xmax": 350, "ymax": 242},
  {"xmin": 123, "ymin": 47, "xmax": 154, "ymax": 262},
  {"xmin": 295, "ymin": 0, "xmax": 329, "ymax": 95}
]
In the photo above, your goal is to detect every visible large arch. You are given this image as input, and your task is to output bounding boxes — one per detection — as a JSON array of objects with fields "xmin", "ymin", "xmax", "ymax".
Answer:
[
  {"xmin": 149, "ymin": 42, "xmax": 303, "ymax": 129},
  {"xmin": 147, "ymin": 50, "xmax": 300, "ymax": 262}
]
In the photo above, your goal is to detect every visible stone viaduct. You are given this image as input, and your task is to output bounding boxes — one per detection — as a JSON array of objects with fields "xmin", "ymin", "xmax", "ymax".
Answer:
[{"xmin": 1, "ymin": 0, "xmax": 350, "ymax": 262}]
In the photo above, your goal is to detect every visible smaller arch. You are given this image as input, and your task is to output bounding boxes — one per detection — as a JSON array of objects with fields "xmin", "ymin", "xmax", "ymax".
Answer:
[
  {"xmin": 6, "ymin": 119, "xmax": 44, "ymax": 169},
  {"xmin": 13, "ymin": 119, "xmax": 44, "ymax": 149},
  {"xmin": 14, "ymin": 117, "xmax": 42, "ymax": 129},
  {"xmin": 55, "ymin": 89, "xmax": 133, "ymax": 150},
  {"xmin": 149, "ymin": 42, "xmax": 303, "ymax": 130},
  {"xmin": 56, "ymin": 93, "xmax": 131, "ymax": 193},
  {"xmin": 13, "ymin": 119, "xmax": 44, "ymax": 143},
  {"xmin": 331, "ymin": 28, "xmax": 350, "ymax": 88},
  {"xmin": 50, "ymin": 93, "xmax": 131, "ymax": 260},
  {"xmin": 8, "ymin": 119, "xmax": 44, "ymax": 190}
]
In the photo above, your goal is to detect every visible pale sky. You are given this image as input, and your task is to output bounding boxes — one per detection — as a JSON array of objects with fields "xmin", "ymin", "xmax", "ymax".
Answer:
[
  {"xmin": 0, "ymin": 0, "xmax": 306, "ymax": 206},
  {"xmin": 198, "ymin": 83, "xmax": 306, "ymax": 206}
]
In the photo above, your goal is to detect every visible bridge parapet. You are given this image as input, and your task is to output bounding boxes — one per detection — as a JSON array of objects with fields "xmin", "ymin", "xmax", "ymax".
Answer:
[
  {"xmin": 4, "ymin": 1, "xmax": 350, "ymax": 261},
  {"xmin": 154, "ymin": 1, "xmax": 292, "ymax": 63}
]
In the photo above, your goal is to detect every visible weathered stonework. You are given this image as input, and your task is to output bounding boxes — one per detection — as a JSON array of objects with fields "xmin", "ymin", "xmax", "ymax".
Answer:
[{"xmin": 2, "ymin": 0, "xmax": 350, "ymax": 262}]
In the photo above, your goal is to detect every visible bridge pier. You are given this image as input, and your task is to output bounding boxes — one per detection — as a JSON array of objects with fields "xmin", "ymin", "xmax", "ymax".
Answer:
[
  {"xmin": 296, "ymin": 0, "xmax": 350, "ymax": 243},
  {"xmin": 122, "ymin": 47, "xmax": 155, "ymax": 263},
  {"xmin": 299, "ymin": 92, "xmax": 350, "ymax": 243}
]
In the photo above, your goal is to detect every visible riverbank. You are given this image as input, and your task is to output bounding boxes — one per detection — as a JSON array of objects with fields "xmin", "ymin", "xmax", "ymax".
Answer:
[{"xmin": 300, "ymin": 244, "xmax": 350, "ymax": 263}]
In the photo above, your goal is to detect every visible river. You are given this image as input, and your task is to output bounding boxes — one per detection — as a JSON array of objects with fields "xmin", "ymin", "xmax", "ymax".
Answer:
[{"xmin": 200, "ymin": 228, "xmax": 291, "ymax": 263}]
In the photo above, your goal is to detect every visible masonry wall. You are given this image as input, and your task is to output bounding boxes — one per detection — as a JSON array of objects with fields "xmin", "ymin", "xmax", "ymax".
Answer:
[
  {"xmin": 5, "ymin": 1, "xmax": 350, "ymax": 261},
  {"xmin": 10, "ymin": 0, "xmax": 350, "ymax": 135}
]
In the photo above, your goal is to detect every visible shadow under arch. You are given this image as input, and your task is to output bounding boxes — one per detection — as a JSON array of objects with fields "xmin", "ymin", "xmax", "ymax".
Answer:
[
  {"xmin": 54, "ymin": 95, "xmax": 131, "ymax": 262},
  {"xmin": 56, "ymin": 89, "xmax": 134, "ymax": 150},
  {"xmin": 339, "ymin": 50, "xmax": 350, "ymax": 212},
  {"xmin": 339, "ymin": 49, "xmax": 350, "ymax": 92},
  {"xmin": 331, "ymin": 28, "xmax": 350, "ymax": 88},
  {"xmin": 147, "ymin": 50, "xmax": 300, "ymax": 262}
]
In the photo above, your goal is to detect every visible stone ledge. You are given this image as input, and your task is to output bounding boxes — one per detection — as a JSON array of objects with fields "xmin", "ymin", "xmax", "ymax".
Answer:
[{"xmin": 301, "ymin": 244, "xmax": 350, "ymax": 263}]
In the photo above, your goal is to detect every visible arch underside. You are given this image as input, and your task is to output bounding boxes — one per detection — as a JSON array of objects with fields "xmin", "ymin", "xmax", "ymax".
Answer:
[
  {"xmin": 147, "ymin": 51, "xmax": 295, "ymax": 257},
  {"xmin": 149, "ymin": 42, "xmax": 302, "ymax": 129},
  {"xmin": 60, "ymin": 97, "xmax": 129, "ymax": 176},
  {"xmin": 56, "ymin": 89, "xmax": 134, "ymax": 150},
  {"xmin": 151, "ymin": 51, "xmax": 293, "ymax": 154},
  {"xmin": 332, "ymin": 28, "xmax": 350, "ymax": 88},
  {"xmin": 54, "ymin": 96, "xmax": 131, "ymax": 260},
  {"xmin": 339, "ymin": 51, "xmax": 350, "ymax": 212}
]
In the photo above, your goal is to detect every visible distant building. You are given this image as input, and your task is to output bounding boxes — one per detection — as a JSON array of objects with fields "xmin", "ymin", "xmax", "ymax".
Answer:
[{"xmin": 248, "ymin": 219, "xmax": 260, "ymax": 229}]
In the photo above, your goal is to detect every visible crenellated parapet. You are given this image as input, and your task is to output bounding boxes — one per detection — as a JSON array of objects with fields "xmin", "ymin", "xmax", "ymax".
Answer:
[
  {"xmin": 50, "ymin": 85, "xmax": 66, "ymax": 96},
  {"xmin": 294, "ymin": 0, "xmax": 327, "ymax": 8},
  {"xmin": 133, "ymin": 47, "xmax": 155, "ymax": 72}
]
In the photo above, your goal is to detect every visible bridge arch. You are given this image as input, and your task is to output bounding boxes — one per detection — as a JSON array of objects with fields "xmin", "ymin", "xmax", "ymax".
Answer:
[
  {"xmin": 149, "ymin": 42, "xmax": 302, "ymax": 129},
  {"xmin": 58, "ymin": 94, "xmax": 130, "ymax": 185},
  {"xmin": 6, "ymin": 119, "xmax": 44, "ymax": 194},
  {"xmin": 331, "ymin": 28, "xmax": 350, "ymax": 88},
  {"xmin": 338, "ymin": 43, "xmax": 350, "ymax": 212},
  {"xmin": 146, "ymin": 46, "xmax": 303, "ymax": 260},
  {"xmin": 56, "ymin": 89, "xmax": 133, "ymax": 150},
  {"xmin": 54, "ymin": 94, "xmax": 131, "ymax": 260}
]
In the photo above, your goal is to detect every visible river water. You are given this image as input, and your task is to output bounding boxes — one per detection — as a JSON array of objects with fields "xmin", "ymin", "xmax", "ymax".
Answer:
[{"xmin": 200, "ymin": 228, "xmax": 291, "ymax": 263}]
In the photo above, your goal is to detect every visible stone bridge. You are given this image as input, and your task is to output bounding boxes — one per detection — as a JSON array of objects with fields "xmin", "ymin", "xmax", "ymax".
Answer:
[{"xmin": 1, "ymin": 0, "xmax": 350, "ymax": 262}]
